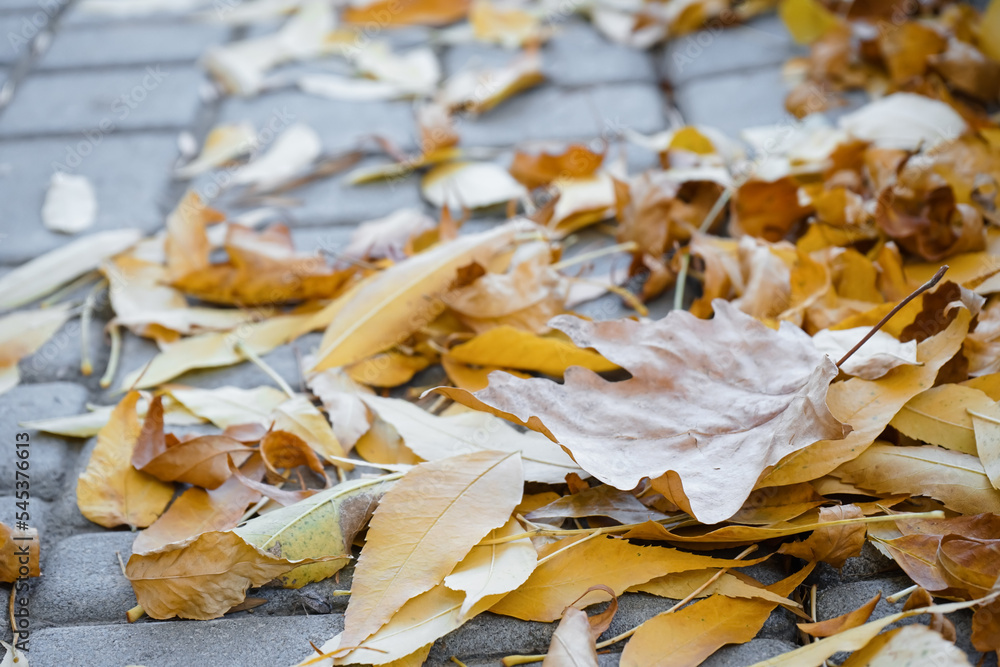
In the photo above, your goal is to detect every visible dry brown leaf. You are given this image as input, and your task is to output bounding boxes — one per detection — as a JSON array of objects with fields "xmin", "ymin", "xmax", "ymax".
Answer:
[
  {"xmin": 778, "ymin": 504, "xmax": 867, "ymax": 568},
  {"xmin": 76, "ymin": 392, "xmax": 174, "ymax": 529},
  {"xmin": 798, "ymin": 592, "xmax": 880, "ymax": 638},
  {"xmin": 126, "ymin": 530, "xmax": 321, "ymax": 620},
  {"xmin": 525, "ymin": 485, "xmax": 669, "ymax": 525},
  {"xmin": 0, "ymin": 524, "xmax": 39, "ymax": 583},
  {"xmin": 440, "ymin": 300, "xmax": 848, "ymax": 524}
]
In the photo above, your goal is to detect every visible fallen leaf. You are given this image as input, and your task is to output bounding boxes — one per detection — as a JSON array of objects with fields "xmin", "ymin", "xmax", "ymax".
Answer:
[
  {"xmin": 422, "ymin": 161, "xmax": 528, "ymax": 210},
  {"xmin": 126, "ymin": 530, "xmax": 324, "ymax": 620},
  {"xmin": 76, "ymin": 392, "xmax": 175, "ymax": 529},
  {"xmin": 0, "ymin": 524, "xmax": 39, "ymax": 583},
  {"xmin": 526, "ymin": 485, "xmax": 669, "ymax": 525},
  {"xmin": 42, "ymin": 172, "xmax": 96, "ymax": 234},
  {"xmin": 489, "ymin": 535, "xmax": 769, "ymax": 622},
  {"xmin": 438, "ymin": 49, "xmax": 543, "ymax": 113},
  {"xmin": 165, "ymin": 385, "xmax": 289, "ymax": 429},
  {"xmin": 778, "ymin": 504, "xmax": 867, "ymax": 568},
  {"xmin": 619, "ymin": 565, "xmax": 814, "ymax": 667},
  {"xmin": 0, "ymin": 229, "xmax": 141, "ymax": 311},
  {"xmin": 851, "ymin": 624, "xmax": 971, "ymax": 667},
  {"xmin": 440, "ymin": 300, "xmax": 848, "ymax": 524},
  {"xmin": 339, "ymin": 450, "xmax": 523, "ymax": 648},
  {"xmin": 231, "ymin": 123, "xmax": 322, "ymax": 192},
  {"xmin": 811, "ymin": 328, "xmax": 920, "ymax": 380},
  {"xmin": 361, "ymin": 395, "xmax": 584, "ymax": 484},
  {"xmin": 798, "ymin": 592, "xmax": 880, "ymax": 637},
  {"xmin": 838, "ymin": 93, "xmax": 968, "ymax": 151},
  {"xmin": 446, "ymin": 326, "xmax": 617, "ymax": 376},
  {"xmin": 312, "ymin": 221, "xmax": 526, "ymax": 370},
  {"xmin": 970, "ymin": 402, "xmax": 1000, "ymax": 490},
  {"xmin": 343, "ymin": 0, "xmax": 469, "ymax": 26},
  {"xmin": 175, "ymin": 122, "xmax": 257, "ymax": 179},
  {"xmin": 0, "ymin": 305, "xmax": 73, "ymax": 395}
]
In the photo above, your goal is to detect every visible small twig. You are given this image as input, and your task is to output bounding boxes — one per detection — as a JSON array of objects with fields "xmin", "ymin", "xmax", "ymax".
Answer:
[
  {"xmin": 39, "ymin": 269, "xmax": 101, "ymax": 308},
  {"xmin": 99, "ymin": 323, "xmax": 122, "ymax": 389},
  {"xmin": 673, "ymin": 185, "xmax": 734, "ymax": 311},
  {"xmin": 234, "ymin": 339, "xmax": 296, "ymax": 399},
  {"xmin": 552, "ymin": 241, "xmax": 639, "ymax": 271},
  {"xmin": 836, "ymin": 265, "xmax": 948, "ymax": 368},
  {"xmin": 886, "ymin": 583, "xmax": 919, "ymax": 604},
  {"xmin": 116, "ymin": 551, "xmax": 127, "ymax": 577},
  {"xmin": 126, "ymin": 604, "xmax": 145, "ymax": 623},
  {"xmin": 79, "ymin": 278, "xmax": 108, "ymax": 376}
]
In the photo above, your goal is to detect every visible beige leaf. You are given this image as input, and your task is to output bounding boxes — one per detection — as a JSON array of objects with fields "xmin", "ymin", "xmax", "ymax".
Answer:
[
  {"xmin": 444, "ymin": 516, "xmax": 537, "ymax": 617},
  {"xmin": 838, "ymin": 92, "xmax": 967, "ymax": 151},
  {"xmin": 231, "ymin": 123, "xmax": 322, "ymax": 192},
  {"xmin": 312, "ymin": 221, "xmax": 527, "ymax": 370},
  {"xmin": 440, "ymin": 300, "xmax": 848, "ymax": 524},
  {"xmin": 832, "ymin": 443, "xmax": 1000, "ymax": 515},
  {"xmin": 76, "ymin": 392, "xmax": 175, "ymax": 529},
  {"xmin": 970, "ymin": 403, "xmax": 1000, "ymax": 490},
  {"xmin": 42, "ymin": 172, "xmax": 96, "ymax": 234},
  {"xmin": 165, "ymin": 385, "xmax": 289, "ymax": 429},
  {"xmin": 306, "ymin": 369, "xmax": 373, "ymax": 450},
  {"xmin": 0, "ymin": 229, "xmax": 141, "ymax": 311},
  {"xmin": 174, "ymin": 122, "xmax": 257, "ymax": 179},
  {"xmin": 339, "ymin": 450, "xmax": 524, "ymax": 648},
  {"xmin": 0, "ymin": 304, "xmax": 73, "ymax": 396},
  {"xmin": 362, "ymin": 395, "xmax": 583, "ymax": 484},
  {"xmin": 542, "ymin": 607, "xmax": 601, "ymax": 667},
  {"xmin": 438, "ymin": 50, "xmax": 544, "ymax": 113},
  {"xmin": 422, "ymin": 161, "xmax": 528, "ymax": 210}
]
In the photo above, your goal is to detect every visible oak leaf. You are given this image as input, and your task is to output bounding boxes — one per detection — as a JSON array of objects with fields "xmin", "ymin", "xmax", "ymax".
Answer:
[{"xmin": 440, "ymin": 300, "xmax": 848, "ymax": 523}]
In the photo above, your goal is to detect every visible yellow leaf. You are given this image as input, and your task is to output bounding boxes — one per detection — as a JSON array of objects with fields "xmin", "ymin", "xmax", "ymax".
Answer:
[
  {"xmin": 0, "ymin": 304, "xmax": 73, "ymax": 396},
  {"xmin": 489, "ymin": 535, "xmax": 769, "ymax": 622},
  {"xmin": 76, "ymin": 392, "xmax": 174, "ymax": 529},
  {"xmin": 832, "ymin": 442, "xmax": 1000, "ymax": 515},
  {"xmin": 619, "ymin": 565, "xmax": 814, "ymax": 667},
  {"xmin": 447, "ymin": 326, "xmax": 617, "ymax": 376},
  {"xmin": 970, "ymin": 402, "xmax": 1000, "ymax": 490},
  {"xmin": 339, "ymin": 450, "xmax": 524, "ymax": 648},
  {"xmin": 313, "ymin": 222, "xmax": 526, "ymax": 371},
  {"xmin": 890, "ymin": 384, "xmax": 994, "ymax": 455},
  {"xmin": 0, "ymin": 523, "xmax": 39, "ymax": 583},
  {"xmin": 980, "ymin": 0, "xmax": 1000, "ymax": 62}
]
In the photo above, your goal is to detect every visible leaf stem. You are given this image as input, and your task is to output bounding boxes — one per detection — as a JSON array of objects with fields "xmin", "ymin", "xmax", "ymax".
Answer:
[
  {"xmin": 99, "ymin": 323, "xmax": 121, "ymax": 389},
  {"xmin": 836, "ymin": 265, "xmax": 948, "ymax": 368},
  {"xmin": 672, "ymin": 185, "xmax": 733, "ymax": 312},
  {"xmin": 234, "ymin": 339, "xmax": 296, "ymax": 399},
  {"xmin": 552, "ymin": 241, "xmax": 638, "ymax": 271}
]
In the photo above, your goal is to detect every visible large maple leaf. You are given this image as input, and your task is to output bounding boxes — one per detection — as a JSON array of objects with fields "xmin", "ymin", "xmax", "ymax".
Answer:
[{"xmin": 440, "ymin": 300, "xmax": 850, "ymax": 524}]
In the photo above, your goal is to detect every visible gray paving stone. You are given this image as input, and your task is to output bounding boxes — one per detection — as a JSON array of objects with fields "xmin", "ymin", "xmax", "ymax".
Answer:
[
  {"xmin": 60, "ymin": 2, "xmax": 203, "ymax": 26},
  {"xmin": 19, "ymin": 313, "xmax": 111, "ymax": 390},
  {"xmin": 702, "ymin": 638, "xmax": 800, "ymax": 666},
  {"xmin": 811, "ymin": 541, "xmax": 902, "ymax": 588},
  {"xmin": 457, "ymin": 83, "xmax": 667, "ymax": 148},
  {"xmin": 217, "ymin": 89, "xmax": 417, "ymax": 154},
  {"xmin": 673, "ymin": 66, "xmax": 789, "ymax": 138},
  {"xmin": 32, "ymin": 531, "xmax": 136, "ymax": 627},
  {"xmin": 663, "ymin": 14, "xmax": 803, "ymax": 86},
  {"xmin": 0, "ymin": 133, "xmax": 178, "ymax": 264},
  {"xmin": 29, "ymin": 614, "xmax": 344, "ymax": 665},
  {"xmin": 46, "ymin": 435, "xmax": 104, "ymax": 545},
  {"xmin": 0, "ymin": 382, "xmax": 87, "ymax": 501},
  {"xmin": 0, "ymin": 66, "xmax": 205, "ymax": 137},
  {"xmin": 0, "ymin": 11, "xmax": 38, "ymax": 64},
  {"xmin": 0, "ymin": 495, "xmax": 49, "ymax": 542},
  {"xmin": 37, "ymin": 21, "xmax": 231, "ymax": 69},
  {"xmin": 444, "ymin": 21, "xmax": 656, "ymax": 87}
]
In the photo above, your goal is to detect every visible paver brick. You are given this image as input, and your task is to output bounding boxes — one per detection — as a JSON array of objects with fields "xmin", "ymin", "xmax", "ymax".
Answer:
[
  {"xmin": 37, "ymin": 21, "xmax": 231, "ymax": 69},
  {"xmin": 0, "ymin": 11, "xmax": 38, "ymax": 64},
  {"xmin": 0, "ymin": 66, "xmax": 205, "ymax": 137},
  {"xmin": 0, "ymin": 382, "xmax": 86, "ymax": 501},
  {"xmin": 663, "ymin": 14, "xmax": 802, "ymax": 86},
  {"xmin": 32, "ymin": 531, "xmax": 136, "ymax": 627},
  {"xmin": 29, "ymin": 614, "xmax": 345, "ymax": 666},
  {"xmin": 457, "ymin": 83, "xmax": 667, "ymax": 147},
  {"xmin": 672, "ymin": 66, "xmax": 789, "ymax": 139},
  {"xmin": 444, "ymin": 20, "xmax": 657, "ymax": 87},
  {"xmin": 217, "ymin": 89, "xmax": 418, "ymax": 154},
  {"xmin": 0, "ymin": 133, "xmax": 178, "ymax": 264}
]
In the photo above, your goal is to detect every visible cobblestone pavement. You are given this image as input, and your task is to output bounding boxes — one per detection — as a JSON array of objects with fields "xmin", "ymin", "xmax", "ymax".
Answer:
[{"xmin": 0, "ymin": 1, "xmax": 995, "ymax": 665}]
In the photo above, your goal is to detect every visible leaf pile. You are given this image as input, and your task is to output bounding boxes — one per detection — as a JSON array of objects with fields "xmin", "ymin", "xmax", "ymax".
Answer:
[{"xmin": 5, "ymin": 0, "xmax": 1000, "ymax": 665}]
